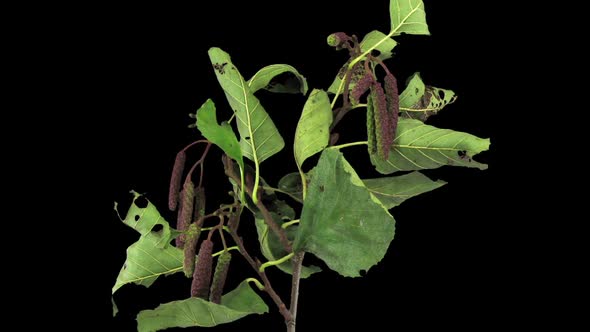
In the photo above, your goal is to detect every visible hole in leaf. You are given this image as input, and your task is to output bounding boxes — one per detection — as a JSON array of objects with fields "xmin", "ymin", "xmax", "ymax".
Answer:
[
  {"xmin": 438, "ymin": 90, "xmax": 445, "ymax": 99},
  {"xmin": 360, "ymin": 269, "xmax": 367, "ymax": 276},
  {"xmin": 245, "ymin": 136, "xmax": 251, "ymax": 141},
  {"xmin": 415, "ymin": 88, "xmax": 419, "ymax": 94},
  {"xmin": 134, "ymin": 215, "xmax": 140, "ymax": 221},
  {"xmin": 151, "ymin": 224, "xmax": 163, "ymax": 233},
  {"xmin": 458, "ymin": 150, "xmax": 467, "ymax": 159},
  {"xmin": 134, "ymin": 196, "xmax": 148, "ymax": 208}
]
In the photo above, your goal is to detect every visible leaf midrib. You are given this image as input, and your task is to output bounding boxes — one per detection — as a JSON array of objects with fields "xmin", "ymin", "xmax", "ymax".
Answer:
[{"xmin": 349, "ymin": 1, "xmax": 424, "ymax": 70}]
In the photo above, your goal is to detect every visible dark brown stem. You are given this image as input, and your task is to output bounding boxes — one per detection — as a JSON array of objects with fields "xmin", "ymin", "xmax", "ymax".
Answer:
[
  {"xmin": 228, "ymin": 230, "xmax": 292, "ymax": 322},
  {"xmin": 255, "ymin": 200, "xmax": 292, "ymax": 252},
  {"xmin": 216, "ymin": 216, "xmax": 228, "ymax": 249},
  {"xmin": 286, "ymin": 252, "xmax": 305, "ymax": 332},
  {"xmin": 223, "ymin": 156, "xmax": 292, "ymax": 252},
  {"xmin": 180, "ymin": 139, "xmax": 210, "ymax": 154},
  {"xmin": 185, "ymin": 142, "xmax": 212, "ymax": 187}
]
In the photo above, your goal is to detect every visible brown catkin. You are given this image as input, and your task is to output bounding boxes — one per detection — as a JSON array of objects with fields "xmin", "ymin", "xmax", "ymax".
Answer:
[
  {"xmin": 209, "ymin": 251, "xmax": 232, "ymax": 304},
  {"xmin": 175, "ymin": 191, "xmax": 185, "ymax": 248},
  {"xmin": 175, "ymin": 181, "xmax": 195, "ymax": 248},
  {"xmin": 372, "ymin": 82, "xmax": 390, "ymax": 159},
  {"xmin": 384, "ymin": 72, "xmax": 399, "ymax": 154},
  {"xmin": 351, "ymin": 72, "xmax": 374, "ymax": 103},
  {"xmin": 168, "ymin": 151, "xmax": 186, "ymax": 211},
  {"xmin": 191, "ymin": 239, "xmax": 213, "ymax": 298},
  {"xmin": 366, "ymin": 93, "xmax": 377, "ymax": 154},
  {"xmin": 183, "ymin": 223, "xmax": 201, "ymax": 278},
  {"xmin": 192, "ymin": 186, "xmax": 206, "ymax": 224}
]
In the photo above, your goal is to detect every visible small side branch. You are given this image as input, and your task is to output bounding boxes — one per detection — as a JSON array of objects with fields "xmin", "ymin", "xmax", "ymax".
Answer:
[
  {"xmin": 223, "ymin": 155, "xmax": 292, "ymax": 252},
  {"xmin": 228, "ymin": 230, "xmax": 292, "ymax": 322}
]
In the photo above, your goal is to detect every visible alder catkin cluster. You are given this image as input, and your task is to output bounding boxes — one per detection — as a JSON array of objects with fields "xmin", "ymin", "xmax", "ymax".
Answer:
[{"xmin": 362, "ymin": 70, "xmax": 400, "ymax": 160}]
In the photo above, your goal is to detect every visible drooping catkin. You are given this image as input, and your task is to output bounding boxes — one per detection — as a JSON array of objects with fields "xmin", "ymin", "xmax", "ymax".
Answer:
[
  {"xmin": 209, "ymin": 251, "xmax": 232, "ymax": 304},
  {"xmin": 175, "ymin": 193, "xmax": 185, "ymax": 248},
  {"xmin": 351, "ymin": 72, "xmax": 374, "ymax": 103},
  {"xmin": 384, "ymin": 72, "xmax": 400, "ymax": 152},
  {"xmin": 371, "ymin": 82, "xmax": 391, "ymax": 159},
  {"xmin": 183, "ymin": 223, "xmax": 201, "ymax": 278},
  {"xmin": 192, "ymin": 186, "xmax": 206, "ymax": 224},
  {"xmin": 191, "ymin": 239, "xmax": 213, "ymax": 298},
  {"xmin": 175, "ymin": 181, "xmax": 195, "ymax": 248},
  {"xmin": 168, "ymin": 151, "xmax": 186, "ymax": 211},
  {"xmin": 366, "ymin": 93, "xmax": 377, "ymax": 155}
]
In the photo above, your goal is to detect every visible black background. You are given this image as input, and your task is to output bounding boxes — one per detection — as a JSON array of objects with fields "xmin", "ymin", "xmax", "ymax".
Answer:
[{"xmin": 89, "ymin": 0, "xmax": 513, "ymax": 330}]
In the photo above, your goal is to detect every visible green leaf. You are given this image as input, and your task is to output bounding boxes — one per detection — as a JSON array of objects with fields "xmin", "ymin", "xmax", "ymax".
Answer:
[
  {"xmin": 363, "ymin": 171, "xmax": 446, "ymax": 209},
  {"xmin": 389, "ymin": 0, "xmax": 430, "ymax": 36},
  {"xmin": 294, "ymin": 149, "xmax": 395, "ymax": 277},
  {"xmin": 255, "ymin": 216, "xmax": 321, "ymax": 278},
  {"xmin": 277, "ymin": 172, "xmax": 304, "ymax": 203},
  {"xmin": 248, "ymin": 64, "xmax": 308, "ymax": 95},
  {"xmin": 208, "ymin": 47, "xmax": 284, "ymax": 164},
  {"xmin": 120, "ymin": 192, "xmax": 172, "ymax": 241},
  {"xmin": 113, "ymin": 194, "xmax": 184, "ymax": 294},
  {"xmin": 327, "ymin": 70, "xmax": 343, "ymax": 95},
  {"xmin": 195, "ymin": 99, "xmax": 244, "ymax": 168},
  {"xmin": 136, "ymin": 280, "xmax": 269, "ymax": 331},
  {"xmin": 294, "ymin": 89, "xmax": 333, "ymax": 170},
  {"xmin": 399, "ymin": 72, "xmax": 426, "ymax": 109},
  {"xmin": 399, "ymin": 73, "xmax": 457, "ymax": 121},
  {"xmin": 371, "ymin": 118, "xmax": 490, "ymax": 174},
  {"xmin": 360, "ymin": 30, "xmax": 398, "ymax": 60}
]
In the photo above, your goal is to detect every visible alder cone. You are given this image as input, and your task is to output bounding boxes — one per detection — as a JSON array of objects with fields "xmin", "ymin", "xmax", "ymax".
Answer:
[
  {"xmin": 209, "ymin": 251, "xmax": 232, "ymax": 304},
  {"xmin": 191, "ymin": 239, "xmax": 213, "ymax": 299}
]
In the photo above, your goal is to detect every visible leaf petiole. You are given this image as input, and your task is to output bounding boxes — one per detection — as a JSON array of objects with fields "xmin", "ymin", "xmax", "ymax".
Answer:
[
  {"xmin": 259, "ymin": 252, "xmax": 294, "ymax": 272},
  {"xmin": 212, "ymin": 246, "xmax": 239, "ymax": 257},
  {"xmin": 245, "ymin": 277, "xmax": 265, "ymax": 291},
  {"xmin": 329, "ymin": 141, "xmax": 368, "ymax": 150},
  {"xmin": 281, "ymin": 219, "xmax": 300, "ymax": 229}
]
